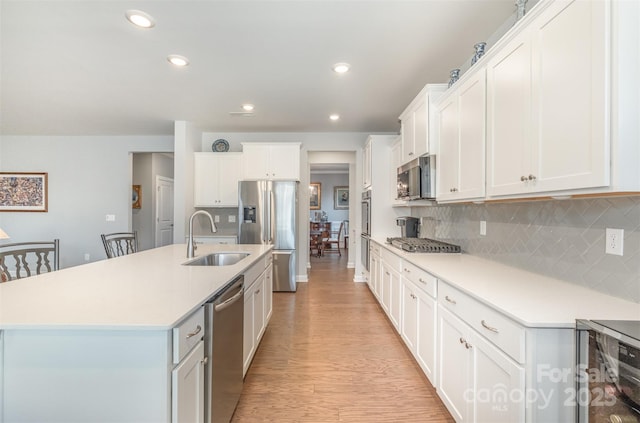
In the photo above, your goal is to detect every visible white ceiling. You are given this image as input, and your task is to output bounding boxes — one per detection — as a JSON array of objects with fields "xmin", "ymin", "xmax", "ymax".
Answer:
[{"xmin": 0, "ymin": 0, "xmax": 515, "ymax": 136}]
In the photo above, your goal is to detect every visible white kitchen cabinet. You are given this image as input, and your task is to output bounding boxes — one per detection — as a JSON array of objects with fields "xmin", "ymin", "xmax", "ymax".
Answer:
[
  {"xmin": 380, "ymin": 249, "xmax": 402, "ymax": 330},
  {"xmin": 241, "ymin": 143, "xmax": 301, "ymax": 181},
  {"xmin": 486, "ymin": 0, "xmax": 609, "ymax": 198},
  {"xmin": 172, "ymin": 340, "xmax": 205, "ymax": 423},
  {"xmin": 192, "ymin": 236, "xmax": 237, "ymax": 245},
  {"xmin": 390, "ymin": 136, "xmax": 403, "ymax": 205},
  {"xmin": 365, "ymin": 135, "xmax": 399, "ymax": 238},
  {"xmin": 399, "ymin": 84, "xmax": 447, "ymax": 164},
  {"xmin": 438, "ymin": 305, "xmax": 525, "ymax": 423},
  {"xmin": 194, "ymin": 152, "xmax": 242, "ymax": 207},
  {"xmin": 363, "ymin": 138, "xmax": 372, "ymax": 189},
  {"xmin": 401, "ymin": 262, "xmax": 438, "ymax": 386},
  {"xmin": 368, "ymin": 242, "xmax": 382, "ymax": 299},
  {"xmin": 436, "ymin": 70, "xmax": 486, "ymax": 203},
  {"xmin": 242, "ymin": 255, "xmax": 273, "ymax": 377}
]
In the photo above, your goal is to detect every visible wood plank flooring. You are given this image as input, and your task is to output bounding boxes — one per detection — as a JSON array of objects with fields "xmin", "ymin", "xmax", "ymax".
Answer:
[{"xmin": 232, "ymin": 254, "xmax": 454, "ymax": 422}]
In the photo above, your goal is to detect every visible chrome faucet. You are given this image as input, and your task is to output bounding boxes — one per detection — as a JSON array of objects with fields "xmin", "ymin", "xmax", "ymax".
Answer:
[{"xmin": 187, "ymin": 210, "xmax": 217, "ymax": 258}]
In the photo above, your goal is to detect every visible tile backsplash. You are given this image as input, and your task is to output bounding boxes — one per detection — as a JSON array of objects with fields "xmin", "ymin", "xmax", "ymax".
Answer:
[{"xmin": 414, "ymin": 197, "xmax": 640, "ymax": 303}]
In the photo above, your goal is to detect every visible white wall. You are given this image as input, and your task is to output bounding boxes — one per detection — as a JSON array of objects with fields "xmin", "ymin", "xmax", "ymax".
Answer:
[
  {"xmin": 0, "ymin": 135, "xmax": 173, "ymax": 267},
  {"xmin": 173, "ymin": 121, "xmax": 203, "ymax": 243}
]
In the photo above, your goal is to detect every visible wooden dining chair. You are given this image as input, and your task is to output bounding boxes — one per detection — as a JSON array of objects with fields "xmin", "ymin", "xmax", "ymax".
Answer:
[
  {"xmin": 322, "ymin": 223, "xmax": 343, "ymax": 256},
  {"xmin": 0, "ymin": 239, "xmax": 60, "ymax": 282},
  {"xmin": 101, "ymin": 232, "xmax": 138, "ymax": 259}
]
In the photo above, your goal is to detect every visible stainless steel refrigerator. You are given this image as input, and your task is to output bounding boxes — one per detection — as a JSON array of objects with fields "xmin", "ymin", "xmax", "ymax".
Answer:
[{"xmin": 238, "ymin": 180, "xmax": 298, "ymax": 292}]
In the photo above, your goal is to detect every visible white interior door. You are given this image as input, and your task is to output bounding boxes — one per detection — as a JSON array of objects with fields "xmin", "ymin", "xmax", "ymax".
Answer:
[{"xmin": 156, "ymin": 176, "xmax": 174, "ymax": 247}]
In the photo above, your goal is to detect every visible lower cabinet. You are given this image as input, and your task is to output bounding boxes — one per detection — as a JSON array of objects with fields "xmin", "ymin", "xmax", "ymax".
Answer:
[
  {"xmin": 243, "ymin": 261, "xmax": 273, "ymax": 377},
  {"xmin": 380, "ymin": 260, "xmax": 401, "ymax": 330},
  {"xmin": 438, "ymin": 306, "xmax": 525, "ymax": 423},
  {"xmin": 369, "ymin": 243, "xmax": 381, "ymax": 300},
  {"xmin": 172, "ymin": 340, "xmax": 205, "ymax": 423},
  {"xmin": 401, "ymin": 278, "xmax": 437, "ymax": 386}
]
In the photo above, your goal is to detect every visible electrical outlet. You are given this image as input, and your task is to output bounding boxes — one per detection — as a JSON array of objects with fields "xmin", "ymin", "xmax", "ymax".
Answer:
[
  {"xmin": 106, "ymin": 214, "xmax": 116, "ymax": 222},
  {"xmin": 480, "ymin": 220, "xmax": 487, "ymax": 236},
  {"xmin": 605, "ymin": 228, "xmax": 624, "ymax": 256},
  {"xmin": 84, "ymin": 253, "xmax": 90, "ymax": 261},
  {"xmin": 228, "ymin": 215, "xmax": 236, "ymax": 223},
  {"xmin": 214, "ymin": 215, "xmax": 220, "ymax": 223}
]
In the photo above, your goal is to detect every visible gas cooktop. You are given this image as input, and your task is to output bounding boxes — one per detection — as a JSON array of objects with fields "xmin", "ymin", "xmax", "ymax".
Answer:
[{"xmin": 386, "ymin": 237, "xmax": 461, "ymax": 253}]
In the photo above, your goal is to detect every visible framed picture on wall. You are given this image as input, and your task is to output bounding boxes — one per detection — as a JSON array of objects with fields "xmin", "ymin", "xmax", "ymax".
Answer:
[
  {"xmin": 334, "ymin": 186, "xmax": 349, "ymax": 210},
  {"xmin": 0, "ymin": 172, "xmax": 48, "ymax": 212},
  {"xmin": 309, "ymin": 182, "xmax": 321, "ymax": 210},
  {"xmin": 132, "ymin": 185, "xmax": 141, "ymax": 209}
]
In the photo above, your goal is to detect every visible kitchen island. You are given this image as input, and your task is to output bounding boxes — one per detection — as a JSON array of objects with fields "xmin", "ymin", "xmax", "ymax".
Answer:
[{"xmin": 0, "ymin": 243, "xmax": 272, "ymax": 423}]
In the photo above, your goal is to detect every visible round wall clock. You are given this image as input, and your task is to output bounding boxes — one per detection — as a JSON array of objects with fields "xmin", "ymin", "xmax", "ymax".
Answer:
[{"xmin": 212, "ymin": 139, "xmax": 230, "ymax": 152}]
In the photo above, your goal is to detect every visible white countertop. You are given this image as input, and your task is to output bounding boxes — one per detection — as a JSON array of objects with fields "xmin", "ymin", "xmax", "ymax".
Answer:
[
  {"xmin": 0, "ymin": 244, "xmax": 272, "ymax": 331},
  {"xmin": 372, "ymin": 238, "xmax": 640, "ymax": 328}
]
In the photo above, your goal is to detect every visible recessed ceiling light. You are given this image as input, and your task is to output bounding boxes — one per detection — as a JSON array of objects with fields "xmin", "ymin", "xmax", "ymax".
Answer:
[
  {"xmin": 125, "ymin": 10, "xmax": 155, "ymax": 28},
  {"xmin": 329, "ymin": 114, "xmax": 340, "ymax": 121},
  {"xmin": 332, "ymin": 63, "xmax": 350, "ymax": 73},
  {"xmin": 167, "ymin": 55, "xmax": 189, "ymax": 67},
  {"xmin": 242, "ymin": 104, "xmax": 255, "ymax": 112}
]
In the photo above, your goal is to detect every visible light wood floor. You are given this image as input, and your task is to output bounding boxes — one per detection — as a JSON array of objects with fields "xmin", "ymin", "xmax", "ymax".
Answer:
[{"xmin": 232, "ymin": 253, "xmax": 455, "ymax": 422}]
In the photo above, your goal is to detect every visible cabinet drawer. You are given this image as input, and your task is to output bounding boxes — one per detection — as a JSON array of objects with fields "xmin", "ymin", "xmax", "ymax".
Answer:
[
  {"xmin": 402, "ymin": 261, "xmax": 437, "ymax": 298},
  {"xmin": 370, "ymin": 242, "xmax": 381, "ymax": 256},
  {"xmin": 439, "ymin": 282, "xmax": 525, "ymax": 363},
  {"xmin": 173, "ymin": 307, "xmax": 205, "ymax": 364},
  {"xmin": 381, "ymin": 248, "xmax": 402, "ymax": 272},
  {"xmin": 244, "ymin": 255, "xmax": 268, "ymax": 289}
]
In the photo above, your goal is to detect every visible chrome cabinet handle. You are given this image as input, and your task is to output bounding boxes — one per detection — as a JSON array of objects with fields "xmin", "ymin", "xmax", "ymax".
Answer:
[
  {"xmin": 201, "ymin": 356, "xmax": 209, "ymax": 365},
  {"xmin": 255, "ymin": 289, "xmax": 260, "ymax": 295},
  {"xmin": 385, "ymin": 271, "xmax": 390, "ymax": 276},
  {"xmin": 445, "ymin": 295, "xmax": 456, "ymax": 304},
  {"xmin": 528, "ymin": 174, "xmax": 536, "ymax": 180},
  {"xmin": 403, "ymin": 268, "xmax": 411, "ymax": 273},
  {"xmin": 481, "ymin": 320, "xmax": 499, "ymax": 333},
  {"xmin": 521, "ymin": 176, "xmax": 528, "ymax": 181},
  {"xmin": 418, "ymin": 278, "xmax": 427, "ymax": 285},
  {"xmin": 410, "ymin": 293, "xmax": 417, "ymax": 300},
  {"xmin": 465, "ymin": 342, "xmax": 472, "ymax": 349},
  {"xmin": 459, "ymin": 337, "xmax": 465, "ymax": 344},
  {"xmin": 186, "ymin": 325, "xmax": 202, "ymax": 339}
]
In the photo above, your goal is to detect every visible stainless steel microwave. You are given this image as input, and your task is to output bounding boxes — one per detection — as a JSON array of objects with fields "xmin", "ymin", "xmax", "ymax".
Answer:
[{"xmin": 397, "ymin": 156, "xmax": 435, "ymax": 200}]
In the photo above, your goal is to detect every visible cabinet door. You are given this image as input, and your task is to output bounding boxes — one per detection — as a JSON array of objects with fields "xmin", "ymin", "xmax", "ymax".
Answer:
[
  {"xmin": 243, "ymin": 283, "xmax": 255, "ymax": 376},
  {"xmin": 457, "ymin": 71, "xmax": 486, "ymax": 200},
  {"xmin": 269, "ymin": 144, "xmax": 300, "ymax": 180},
  {"xmin": 216, "ymin": 154, "xmax": 242, "ymax": 206},
  {"xmin": 401, "ymin": 281, "xmax": 418, "ymax": 353},
  {"xmin": 253, "ymin": 275, "xmax": 266, "ymax": 343},
  {"xmin": 438, "ymin": 306, "xmax": 472, "ymax": 423},
  {"xmin": 401, "ymin": 111, "xmax": 416, "ymax": 163},
  {"xmin": 264, "ymin": 265, "xmax": 273, "ymax": 323},
  {"xmin": 470, "ymin": 331, "xmax": 525, "ymax": 423},
  {"xmin": 436, "ymin": 95, "xmax": 460, "ymax": 202},
  {"xmin": 242, "ymin": 144, "xmax": 270, "ymax": 180},
  {"xmin": 487, "ymin": 32, "xmax": 532, "ymax": 197},
  {"xmin": 380, "ymin": 262, "xmax": 391, "ymax": 314},
  {"xmin": 530, "ymin": 0, "xmax": 608, "ymax": 193},
  {"xmin": 363, "ymin": 140, "xmax": 372, "ymax": 188},
  {"xmin": 391, "ymin": 137, "xmax": 402, "ymax": 204},
  {"xmin": 194, "ymin": 153, "xmax": 219, "ymax": 207},
  {"xmin": 413, "ymin": 98, "xmax": 429, "ymax": 158},
  {"xmin": 389, "ymin": 267, "xmax": 401, "ymax": 330},
  {"xmin": 415, "ymin": 286, "xmax": 437, "ymax": 386},
  {"xmin": 172, "ymin": 340, "xmax": 205, "ymax": 423}
]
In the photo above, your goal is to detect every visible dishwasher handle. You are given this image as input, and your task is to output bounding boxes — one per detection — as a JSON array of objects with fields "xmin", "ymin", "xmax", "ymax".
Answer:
[{"xmin": 214, "ymin": 288, "xmax": 244, "ymax": 312}]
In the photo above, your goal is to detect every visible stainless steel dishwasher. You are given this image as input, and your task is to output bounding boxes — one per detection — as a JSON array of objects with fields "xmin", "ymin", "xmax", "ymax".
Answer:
[{"xmin": 204, "ymin": 275, "xmax": 244, "ymax": 423}]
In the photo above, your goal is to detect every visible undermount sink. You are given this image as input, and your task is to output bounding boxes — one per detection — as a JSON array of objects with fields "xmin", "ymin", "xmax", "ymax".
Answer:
[{"xmin": 183, "ymin": 252, "xmax": 250, "ymax": 267}]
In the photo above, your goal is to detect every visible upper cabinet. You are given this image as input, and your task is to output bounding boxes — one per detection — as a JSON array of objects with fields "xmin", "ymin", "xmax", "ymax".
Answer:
[
  {"xmin": 436, "ymin": 69, "xmax": 486, "ymax": 203},
  {"xmin": 362, "ymin": 138, "xmax": 372, "ymax": 189},
  {"xmin": 486, "ymin": 0, "xmax": 609, "ymax": 198},
  {"xmin": 194, "ymin": 152, "xmax": 242, "ymax": 207},
  {"xmin": 399, "ymin": 84, "xmax": 447, "ymax": 165},
  {"xmin": 241, "ymin": 143, "xmax": 301, "ymax": 181}
]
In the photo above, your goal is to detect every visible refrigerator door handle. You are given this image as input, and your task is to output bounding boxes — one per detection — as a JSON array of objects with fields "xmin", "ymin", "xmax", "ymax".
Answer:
[
  {"xmin": 262, "ymin": 189, "xmax": 268, "ymax": 243},
  {"xmin": 269, "ymin": 190, "xmax": 275, "ymax": 243}
]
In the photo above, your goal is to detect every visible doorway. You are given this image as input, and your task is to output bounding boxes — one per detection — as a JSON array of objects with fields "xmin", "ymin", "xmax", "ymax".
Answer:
[
  {"xmin": 308, "ymin": 159, "xmax": 353, "ymax": 270},
  {"xmin": 132, "ymin": 153, "xmax": 174, "ymax": 251}
]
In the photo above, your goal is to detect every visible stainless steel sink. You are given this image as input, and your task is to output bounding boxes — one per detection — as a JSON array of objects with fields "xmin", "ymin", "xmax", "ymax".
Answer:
[{"xmin": 183, "ymin": 252, "xmax": 250, "ymax": 266}]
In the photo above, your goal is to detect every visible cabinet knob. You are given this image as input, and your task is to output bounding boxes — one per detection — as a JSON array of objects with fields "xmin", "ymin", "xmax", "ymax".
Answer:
[
  {"xmin": 459, "ymin": 337, "xmax": 465, "ymax": 344},
  {"xmin": 528, "ymin": 174, "xmax": 536, "ymax": 181},
  {"xmin": 465, "ymin": 342, "xmax": 472, "ymax": 349},
  {"xmin": 201, "ymin": 356, "xmax": 209, "ymax": 365},
  {"xmin": 409, "ymin": 152, "xmax": 414, "ymax": 156},
  {"xmin": 418, "ymin": 278, "xmax": 427, "ymax": 285}
]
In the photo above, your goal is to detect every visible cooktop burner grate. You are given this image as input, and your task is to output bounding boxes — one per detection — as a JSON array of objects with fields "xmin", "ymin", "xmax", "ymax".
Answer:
[{"xmin": 386, "ymin": 237, "xmax": 461, "ymax": 253}]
